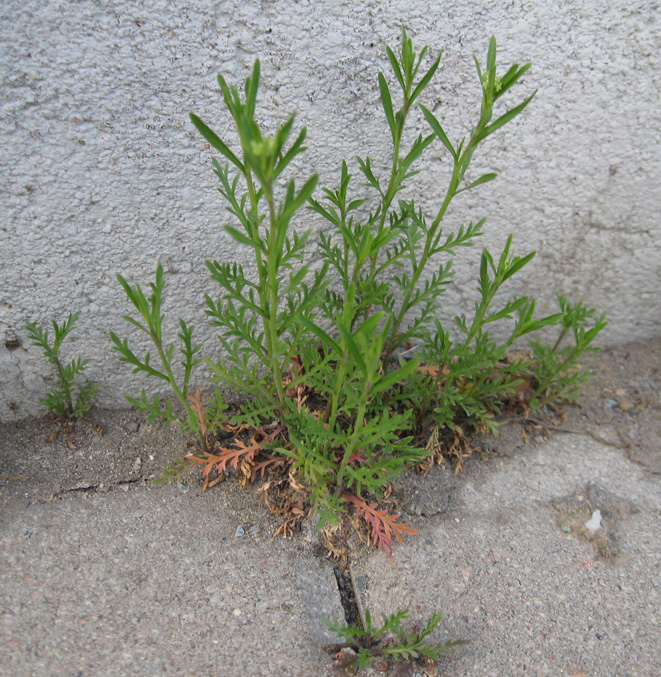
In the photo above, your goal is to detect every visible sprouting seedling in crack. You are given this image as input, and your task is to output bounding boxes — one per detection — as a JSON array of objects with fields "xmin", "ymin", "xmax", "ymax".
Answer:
[{"xmin": 26, "ymin": 311, "xmax": 99, "ymax": 419}]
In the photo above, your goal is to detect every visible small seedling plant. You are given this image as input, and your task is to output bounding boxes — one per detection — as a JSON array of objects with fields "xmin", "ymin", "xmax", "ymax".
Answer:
[
  {"xmin": 114, "ymin": 29, "xmax": 606, "ymax": 553},
  {"xmin": 110, "ymin": 264, "xmax": 227, "ymax": 455},
  {"xmin": 323, "ymin": 608, "xmax": 467, "ymax": 672},
  {"xmin": 26, "ymin": 311, "xmax": 99, "ymax": 418}
]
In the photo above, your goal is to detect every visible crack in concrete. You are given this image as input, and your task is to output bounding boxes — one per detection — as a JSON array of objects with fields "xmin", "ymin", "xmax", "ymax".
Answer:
[
  {"xmin": 54, "ymin": 476, "xmax": 147, "ymax": 496},
  {"xmin": 332, "ymin": 561, "xmax": 363, "ymax": 629}
]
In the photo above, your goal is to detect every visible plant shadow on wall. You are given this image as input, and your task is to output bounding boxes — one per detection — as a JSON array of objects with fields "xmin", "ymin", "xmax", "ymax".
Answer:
[{"xmin": 112, "ymin": 29, "xmax": 606, "ymax": 673}]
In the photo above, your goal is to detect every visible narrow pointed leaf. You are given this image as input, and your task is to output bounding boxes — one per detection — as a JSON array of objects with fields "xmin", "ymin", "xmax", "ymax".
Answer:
[
  {"xmin": 486, "ymin": 36, "xmax": 497, "ymax": 75},
  {"xmin": 246, "ymin": 59, "xmax": 260, "ymax": 117},
  {"xmin": 190, "ymin": 114, "xmax": 244, "ymax": 172},
  {"xmin": 519, "ymin": 313, "xmax": 564, "ymax": 335},
  {"xmin": 347, "ymin": 198, "xmax": 365, "ymax": 212},
  {"xmin": 473, "ymin": 54, "xmax": 483, "ymax": 80},
  {"xmin": 224, "ymin": 225, "xmax": 262, "ymax": 250},
  {"xmin": 371, "ymin": 357, "xmax": 419, "ymax": 395},
  {"xmin": 308, "ymin": 198, "xmax": 340, "ymax": 226},
  {"xmin": 419, "ymin": 104, "xmax": 455, "ymax": 159},
  {"xmin": 386, "ymin": 46, "xmax": 405, "ymax": 91},
  {"xmin": 378, "ymin": 72, "xmax": 396, "ymax": 140},
  {"xmin": 337, "ymin": 323, "xmax": 367, "ymax": 375},
  {"xmin": 281, "ymin": 175, "xmax": 319, "ymax": 224},
  {"xmin": 410, "ymin": 53, "xmax": 441, "ymax": 105},
  {"xmin": 275, "ymin": 126, "xmax": 307, "ymax": 178},
  {"xmin": 503, "ymin": 250, "xmax": 536, "ymax": 281},
  {"xmin": 456, "ymin": 172, "xmax": 498, "ymax": 194},
  {"xmin": 298, "ymin": 315, "xmax": 340, "ymax": 354},
  {"xmin": 478, "ymin": 90, "xmax": 537, "ymax": 141},
  {"xmin": 497, "ymin": 62, "xmax": 531, "ymax": 98}
]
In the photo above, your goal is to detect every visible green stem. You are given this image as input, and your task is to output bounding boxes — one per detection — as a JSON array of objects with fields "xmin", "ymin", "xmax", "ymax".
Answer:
[
  {"xmin": 324, "ymin": 354, "xmax": 348, "ymax": 428},
  {"xmin": 53, "ymin": 355, "xmax": 74, "ymax": 417},
  {"xmin": 245, "ymin": 170, "xmax": 269, "ymax": 312},
  {"xmin": 244, "ymin": 168, "xmax": 287, "ymax": 411},
  {"xmin": 265, "ymin": 189, "xmax": 287, "ymax": 411},
  {"xmin": 384, "ymin": 131, "xmax": 480, "ymax": 358},
  {"xmin": 464, "ymin": 293, "xmax": 495, "ymax": 347},
  {"xmin": 153, "ymin": 335, "xmax": 207, "ymax": 452},
  {"xmin": 334, "ymin": 381, "xmax": 371, "ymax": 497},
  {"xmin": 552, "ymin": 327, "xmax": 568, "ymax": 353},
  {"xmin": 368, "ymin": 106, "xmax": 409, "ymax": 279}
]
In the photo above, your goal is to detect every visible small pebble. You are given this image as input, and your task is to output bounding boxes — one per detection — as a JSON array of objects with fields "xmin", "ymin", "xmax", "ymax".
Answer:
[
  {"xmin": 618, "ymin": 397, "xmax": 634, "ymax": 412},
  {"xmin": 603, "ymin": 398, "xmax": 618, "ymax": 409},
  {"xmin": 232, "ymin": 608, "xmax": 242, "ymax": 617},
  {"xmin": 615, "ymin": 388, "xmax": 626, "ymax": 398},
  {"xmin": 355, "ymin": 574, "xmax": 368, "ymax": 594},
  {"xmin": 176, "ymin": 482, "xmax": 189, "ymax": 494},
  {"xmin": 132, "ymin": 457, "xmax": 142, "ymax": 473},
  {"xmin": 585, "ymin": 509, "xmax": 603, "ymax": 533},
  {"xmin": 249, "ymin": 525, "xmax": 259, "ymax": 536},
  {"xmin": 235, "ymin": 525, "xmax": 245, "ymax": 537},
  {"xmin": 126, "ymin": 421, "xmax": 140, "ymax": 433}
]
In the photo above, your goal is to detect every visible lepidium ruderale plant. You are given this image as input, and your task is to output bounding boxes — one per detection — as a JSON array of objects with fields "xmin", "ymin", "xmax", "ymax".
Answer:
[
  {"xmin": 415, "ymin": 236, "xmax": 564, "ymax": 434},
  {"xmin": 190, "ymin": 60, "xmax": 422, "ymax": 540},
  {"xmin": 323, "ymin": 607, "xmax": 466, "ymax": 672},
  {"xmin": 111, "ymin": 264, "xmax": 226, "ymax": 453},
  {"xmin": 26, "ymin": 311, "xmax": 99, "ymax": 418},
  {"xmin": 310, "ymin": 31, "xmax": 540, "ymax": 359},
  {"xmin": 530, "ymin": 295, "xmax": 608, "ymax": 408},
  {"xmin": 190, "ymin": 60, "xmax": 327, "ymax": 420},
  {"xmin": 111, "ymin": 30, "xmax": 606, "ymax": 553}
]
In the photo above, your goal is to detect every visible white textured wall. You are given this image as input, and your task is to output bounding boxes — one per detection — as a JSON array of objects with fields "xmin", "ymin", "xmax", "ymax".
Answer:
[{"xmin": 1, "ymin": 0, "xmax": 659, "ymax": 421}]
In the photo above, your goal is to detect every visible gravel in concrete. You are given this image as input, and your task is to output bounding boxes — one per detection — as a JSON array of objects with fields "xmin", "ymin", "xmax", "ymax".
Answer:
[
  {"xmin": 0, "ymin": 486, "xmax": 341, "ymax": 676},
  {"xmin": 355, "ymin": 432, "xmax": 661, "ymax": 676}
]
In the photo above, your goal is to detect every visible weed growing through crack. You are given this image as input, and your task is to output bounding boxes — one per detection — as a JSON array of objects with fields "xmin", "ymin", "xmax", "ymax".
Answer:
[
  {"xmin": 26, "ymin": 311, "xmax": 99, "ymax": 418},
  {"xmin": 114, "ymin": 30, "xmax": 607, "ymax": 554},
  {"xmin": 111, "ymin": 264, "xmax": 227, "ymax": 454},
  {"xmin": 530, "ymin": 294, "xmax": 608, "ymax": 408},
  {"xmin": 323, "ymin": 608, "xmax": 467, "ymax": 672}
]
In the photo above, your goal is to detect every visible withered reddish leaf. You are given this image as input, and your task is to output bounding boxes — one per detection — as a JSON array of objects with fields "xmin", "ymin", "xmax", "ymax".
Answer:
[
  {"xmin": 347, "ymin": 449, "xmax": 373, "ymax": 467},
  {"xmin": 187, "ymin": 386, "xmax": 207, "ymax": 437},
  {"xmin": 186, "ymin": 450, "xmax": 224, "ymax": 477},
  {"xmin": 252, "ymin": 456, "xmax": 287, "ymax": 480},
  {"xmin": 217, "ymin": 438, "xmax": 261, "ymax": 472},
  {"xmin": 417, "ymin": 363, "xmax": 451, "ymax": 379},
  {"xmin": 188, "ymin": 425, "xmax": 285, "ymax": 482},
  {"xmin": 344, "ymin": 494, "xmax": 418, "ymax": 555}
]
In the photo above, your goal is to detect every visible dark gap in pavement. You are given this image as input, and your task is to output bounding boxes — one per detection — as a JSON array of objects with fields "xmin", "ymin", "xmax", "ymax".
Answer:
[{"xmin": 332, "ymin": 561, "xmax": 362, "ymax": 628}]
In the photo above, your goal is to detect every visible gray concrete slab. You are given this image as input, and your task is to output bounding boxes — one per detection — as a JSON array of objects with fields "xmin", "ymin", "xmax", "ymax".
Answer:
[
  {"xmin": 0, "ymin": 485, "xmax": 341, "ymax": 676},
  {"xmin": 1, "ymin": 339, "xmax": 660, "ymax": 675},
  {"xmin": 355, "ymin": 433, "xmax": 661, "ymax": 676}
]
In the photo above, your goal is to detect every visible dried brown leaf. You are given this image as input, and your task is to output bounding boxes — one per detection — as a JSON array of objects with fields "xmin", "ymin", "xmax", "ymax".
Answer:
[
  {"xmin": 187, "ymin": 386, "xmax": 208, "ymax": 438},
  {"xmin": 344, "ymin": 494, "xmax": 417, "ymax": 555}
]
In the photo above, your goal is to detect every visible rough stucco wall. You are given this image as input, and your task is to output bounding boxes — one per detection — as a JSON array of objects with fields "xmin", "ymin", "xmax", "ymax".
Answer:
[{"xmin": 0, "ymin": 0, "xmax": 659, "ymax": 421}]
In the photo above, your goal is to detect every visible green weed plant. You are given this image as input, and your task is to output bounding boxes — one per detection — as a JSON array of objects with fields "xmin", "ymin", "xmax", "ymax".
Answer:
[
  {"xmin": 323, "ymin": 608, "xmax": 467, "ymax": 672},
  {"xmin": 113, "ymin": 30, "xmax": 606, "ymax": 549},
  {"xmin": 26, "ymin": 311, "xmax": 99, "ymax": 418}
]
